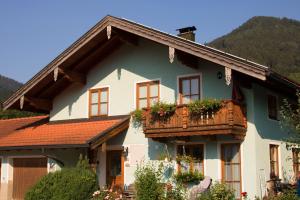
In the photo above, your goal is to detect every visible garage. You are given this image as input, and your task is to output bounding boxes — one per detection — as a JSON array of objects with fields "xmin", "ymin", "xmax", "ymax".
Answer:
[{"xmin": 12, "ymin": 157, "xmax": 47, "ymax": 200}]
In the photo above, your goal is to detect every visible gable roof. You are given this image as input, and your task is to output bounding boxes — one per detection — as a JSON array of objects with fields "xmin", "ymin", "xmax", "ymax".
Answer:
[
  {"xmin": 2, "ymin": 15, "xmax": 299, "ymax": 112},
  {"xmin": 0, "ymin": 115, "xmax": 130, "ymax": 150}
]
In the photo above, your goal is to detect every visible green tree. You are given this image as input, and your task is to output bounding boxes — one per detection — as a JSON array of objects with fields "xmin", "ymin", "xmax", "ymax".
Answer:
[{"xmin": 280, "ymin": 91, "xmax": 300, "ymax": 147}]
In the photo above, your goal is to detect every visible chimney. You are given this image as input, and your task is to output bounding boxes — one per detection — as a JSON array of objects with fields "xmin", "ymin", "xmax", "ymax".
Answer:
[{"xmin": 177, "ymin": 26, "xmax": 197, "ymax": 41}]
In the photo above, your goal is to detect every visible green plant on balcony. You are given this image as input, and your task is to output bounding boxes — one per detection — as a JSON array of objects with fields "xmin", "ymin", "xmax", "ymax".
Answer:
[
  {"xmin": 131, "ymin": 109, "xmax": 143, "ymax": 127},
  {"xmin": 188, "ymin": 99, "xmax": 222, "ymax": 118},
  {"xmin": 150, "ymin": 102, "xmax": 176, "ymax": 121},
  {"xmin": 174, "ymin": 170, "xmax": 204, "ymax": 184}
]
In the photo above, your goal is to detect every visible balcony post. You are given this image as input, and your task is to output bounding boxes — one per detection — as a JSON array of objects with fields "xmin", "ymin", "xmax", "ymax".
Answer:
[
  {"xmin": 182, "ymin": 106, "xmax": 188, "ymax": 129},
  {"xmin": 228, "ymin": 101, "xmax": 234, "ymax": 126}
]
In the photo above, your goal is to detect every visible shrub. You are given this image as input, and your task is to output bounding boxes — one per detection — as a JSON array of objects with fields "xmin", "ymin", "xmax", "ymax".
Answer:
[
  {"xmin": 165, "ymin": 183, "xmax": 186, "ymax": 200},
  {"xmin": 263, "ymin": 189, "xmax": 299, "ymax": 200},
  {"xmin": 150, "ymin": 102, "xmax": 176, "ymax": 120},
  {"xmin": 25, "ymin": 156, "xmax": 98, "ymax": 200},
  {"xmin": 134, "ymin": 162, "xmax": 165, "ymax": 200},
  {"xmin": 197, "ymin": 182, "xmax": 235, "ymax": 200},
  {"xmin": 174, "ymin": 171, "xmax": 204, "ymax": 184}
]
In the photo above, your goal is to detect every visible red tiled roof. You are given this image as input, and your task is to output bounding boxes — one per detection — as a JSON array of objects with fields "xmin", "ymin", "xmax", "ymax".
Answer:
[{"xmin": 0, "ymin": 115, "xmax": 129, "ymax": 149}]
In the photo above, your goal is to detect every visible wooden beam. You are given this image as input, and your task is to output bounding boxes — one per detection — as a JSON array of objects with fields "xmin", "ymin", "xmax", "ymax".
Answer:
[
  {"xmin": 58, "ymin": 68, "xmax": 86, "ymax": 85},
  {"xmin": 176, "ymin": 50, "xmax": 198, "ymax": 69},
  {"xmin": 117, "ymin": 32, "xmax": 139, "ymax": 46},
  {"xmin": 25, "ymin": 96, "xmax": 52, "ymax": 111}
]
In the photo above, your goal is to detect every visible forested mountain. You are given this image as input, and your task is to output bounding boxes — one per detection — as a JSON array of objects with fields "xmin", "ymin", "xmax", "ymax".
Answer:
[
  {"xmin": 208, "ymin": 16, "xmax": 300, "ymax": 83},
  {"xmin": 0, "ymin": 74, "xmax": 22, "ymax": 103},
  {"xmin": 0, "ymin": 74, "xmax": 37, "ymax": 119}
]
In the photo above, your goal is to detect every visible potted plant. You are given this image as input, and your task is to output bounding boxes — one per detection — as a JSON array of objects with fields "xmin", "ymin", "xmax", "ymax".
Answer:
[
  {"xmin": 188, "ymin": 99, "xmax": 222, "ymax": 119},
  {"xmin": 150, "ymin": 102, "xmax": 176, "ymax": 121}
]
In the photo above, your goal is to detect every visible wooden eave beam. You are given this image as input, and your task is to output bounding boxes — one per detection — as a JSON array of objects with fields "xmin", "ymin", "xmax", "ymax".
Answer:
[
  {"xmin": 115, "ymin": 30, "xmax": 139, "ymax": 46},
  {"xmin": 57, "ymin": 68, "xmax": 86, "ymax": 85},
  {"xmin": 25, "ymin": 96, "xmax": 52, "ymax": 111}
]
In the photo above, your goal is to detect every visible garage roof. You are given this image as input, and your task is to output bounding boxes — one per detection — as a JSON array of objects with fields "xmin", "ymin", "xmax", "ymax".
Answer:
[{"xmin": 0, "ymin": 115, "xmax": 129, "ymax": 150}]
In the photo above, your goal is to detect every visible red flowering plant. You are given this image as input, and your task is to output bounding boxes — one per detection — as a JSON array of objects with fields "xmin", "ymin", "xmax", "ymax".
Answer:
[{"xmin": 241, "ymin": 191, "xmax": 248, "ymax": 199}]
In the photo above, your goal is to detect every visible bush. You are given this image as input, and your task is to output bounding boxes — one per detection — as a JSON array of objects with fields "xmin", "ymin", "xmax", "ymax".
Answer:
[
  {"xmin": 263, "ymin": 189, "xmax": 299, "ymax": 200},
  {"xmin": 197, "ymin": 182, "xmax": 235, "ymax": 200},
  {"xmin": 92, "ymin": 188, "xmax": 122, "ymax": 200},
  {"xmin": 165, "ymin": 183, "xmax": 186, "ymax": 200},
  {"xmin": 134, "ymin": 162, "xmax": 165, "ymax": 200},
  {"xmin": 25, "ymin": 156, "xmax": 98, "ymax": 200}
]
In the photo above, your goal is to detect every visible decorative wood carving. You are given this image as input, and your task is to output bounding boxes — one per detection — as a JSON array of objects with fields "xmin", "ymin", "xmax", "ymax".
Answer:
[
  {"xmin": 54, "ymin": 67, "xmax": 59, "ymax": 82},
  {"xmin": 169, "ymin": 47, "xmax": 175, "ymax": 63},
  {"xmin": 20, "ymin": 96, "xmax": 24, "ymax": 110},
  {"xmin": 107, "ymin": 25, "xmax": 112, "ymax": 40},
  {"xmin": 225, "ymin": 67, "xmax": 232, "ymax": 85}
]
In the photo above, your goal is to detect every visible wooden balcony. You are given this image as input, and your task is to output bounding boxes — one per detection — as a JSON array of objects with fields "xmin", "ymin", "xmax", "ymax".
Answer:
[{"xmin": 142, "ymin": 100, "xmax": 247, "ymax": 139}]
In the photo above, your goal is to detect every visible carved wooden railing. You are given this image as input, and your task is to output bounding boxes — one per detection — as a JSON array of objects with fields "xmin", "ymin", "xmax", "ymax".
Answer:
[{"xmin": 142, "ymin": 100, "xmax": 247, "ymax": 138}]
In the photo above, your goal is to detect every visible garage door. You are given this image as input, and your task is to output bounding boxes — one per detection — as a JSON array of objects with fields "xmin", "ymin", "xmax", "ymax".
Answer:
[{"xmin": 13, "ymin": 157, "xmax": 47, "ymax": 200}]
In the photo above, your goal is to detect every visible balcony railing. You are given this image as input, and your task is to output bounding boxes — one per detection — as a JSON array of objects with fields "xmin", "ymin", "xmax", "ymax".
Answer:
[{"xmin": 142, "ymin": 100, "xmax": 247, "ymax": 138}]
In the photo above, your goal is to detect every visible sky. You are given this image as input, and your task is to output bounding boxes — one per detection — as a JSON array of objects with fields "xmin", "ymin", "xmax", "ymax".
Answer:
[{"xmin": 0, "ymin": 1, "xmax": 300, "ymax": 83}]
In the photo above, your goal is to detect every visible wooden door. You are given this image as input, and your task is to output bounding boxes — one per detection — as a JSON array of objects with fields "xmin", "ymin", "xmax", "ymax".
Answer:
[
  {"xmin": 221, "ymin": 144, "xmax": 242, "ymax": 199},
  {"xmin": 13, "ymin": 157, "xmax": 47, "ymax": 200},
  {"xmin": 106, "ymin": 150, "xmax": 124, "ymax": 190}
]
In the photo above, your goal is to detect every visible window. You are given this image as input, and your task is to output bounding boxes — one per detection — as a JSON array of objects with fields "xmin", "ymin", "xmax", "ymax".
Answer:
[
  {"xmin": 292, "ymin": 149, "xmax": 300, "ymax": 177},
  {"xmin": 269, "ymin": 144, "xmax": 279, "ymax": 179},
  {"xmin": 177, "ymin": 144, "xmax": 204, "ymax": 174},
  {"xmin": 136, "ymin": 81, "xmax": 159, "ymax": 109},
  {"xmin": 221, "ymin": 143, "xmax": 241, "ymax": 199},
  {"xmin": 268, "ymin": 95, "xmax": 278, "ymax": 120},
  {"xmin": 179, "ymin": 75, "xmax": 200, "ymax": 104},
  {"xmin": 89, "ymin": 87, "xmax": 109, "ymax": 117}
]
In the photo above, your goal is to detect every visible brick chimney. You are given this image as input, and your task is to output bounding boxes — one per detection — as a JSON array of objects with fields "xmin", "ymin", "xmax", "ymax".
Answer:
[{"xmin": 177, "ymin": 26, "xmax": 197, "ymax": 41}]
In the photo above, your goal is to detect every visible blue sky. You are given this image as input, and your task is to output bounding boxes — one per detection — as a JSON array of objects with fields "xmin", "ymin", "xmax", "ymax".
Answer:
[{"xmin": 1, "ymin": 0, "xmax": 300, "ymax": 83}]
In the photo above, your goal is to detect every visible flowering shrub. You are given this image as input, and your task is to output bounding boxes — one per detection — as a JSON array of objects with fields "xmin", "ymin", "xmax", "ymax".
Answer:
[{"xmin": 92, "ymin": 188, "xmax": 122, "ymax": 200}]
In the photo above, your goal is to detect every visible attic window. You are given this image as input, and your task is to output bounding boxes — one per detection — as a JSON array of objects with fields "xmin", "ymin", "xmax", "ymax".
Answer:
[{"xmin": 89, "ymin": 87, "xmax": 109, "ymax": 117}]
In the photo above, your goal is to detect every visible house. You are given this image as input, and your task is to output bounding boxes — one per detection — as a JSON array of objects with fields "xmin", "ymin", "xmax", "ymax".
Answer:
[{"xmin": 1, "ymin": 15, "xmax": 299, "ymax": 199}]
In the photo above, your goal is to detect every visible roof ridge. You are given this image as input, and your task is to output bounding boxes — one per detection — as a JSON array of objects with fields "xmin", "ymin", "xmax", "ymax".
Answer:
[{"xmin": 0, "ymin": 115, "xmax": 48, "ymax": 122}]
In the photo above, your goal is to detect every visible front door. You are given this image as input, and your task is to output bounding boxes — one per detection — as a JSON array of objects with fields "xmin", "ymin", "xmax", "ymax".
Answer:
[{"xmin": 106, "ymin": 150, "xmax": 124, "ymax": 190}]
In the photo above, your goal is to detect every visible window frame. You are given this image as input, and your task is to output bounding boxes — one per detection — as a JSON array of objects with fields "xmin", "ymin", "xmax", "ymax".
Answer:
[
  {"xmin": 269, "ymin": 144, "xmax": 279, "ymax": 179},
  {"xmin": 267, "ymin": 94, "xmax": 279, "ymax": 120},
  {"xmin": 176, "ymin": 144, "xmax": 205, "ymax": 175},
  {"xmin": 178, "ymin": 75, "xmax": 201, "ymax": 105},
  {"xmin": 220, "ymin": 143, "xmax": 242, "ymax": 199},
  {"xmin": 89, "ymin": 87, "xmax": 109, "ymax": 117},
  {"xmin": 136, "ymin": 80, "xmax": 160, "ymax": 109}
]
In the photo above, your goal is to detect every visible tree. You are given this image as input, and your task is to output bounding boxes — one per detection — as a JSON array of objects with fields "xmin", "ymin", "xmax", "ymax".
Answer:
[{"xmin": 280, "ymin": 91, "xmax": 300, "ymax": 148}]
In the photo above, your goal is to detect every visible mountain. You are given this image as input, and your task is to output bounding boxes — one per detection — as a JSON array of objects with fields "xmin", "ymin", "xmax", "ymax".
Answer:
[
  {"xmin": 0, "ymin": 74, "xmax": 22, "ymax": 103},
  {"xmin": 0, "ymin": 74, "xmax": 38, "ymax": 119},
  {"xmin": 208, "ymin": 16, "xmax": 300, "ymax": 83}
]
